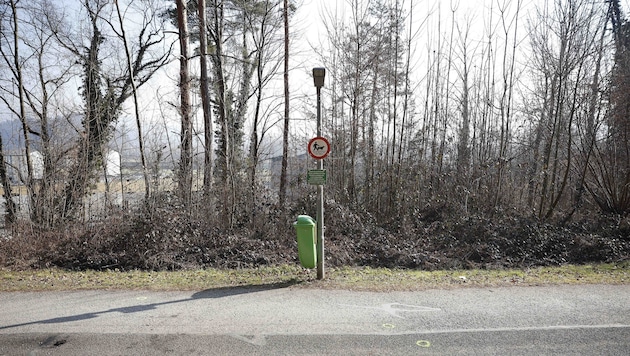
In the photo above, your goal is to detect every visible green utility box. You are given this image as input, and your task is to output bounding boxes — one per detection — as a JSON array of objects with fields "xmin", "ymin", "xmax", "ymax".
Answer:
[{"xmin": 294, "ymin": 215, "xmax": 317, "ymax": 269}]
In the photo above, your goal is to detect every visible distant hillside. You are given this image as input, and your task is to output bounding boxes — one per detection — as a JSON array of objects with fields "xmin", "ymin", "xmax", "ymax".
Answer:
[
  {"xmin": 0, "ymin": 119, "xmax": 27, "ymax": 151},
  {"xmin": 0, "ymin": 117, "xmax": 81, "ymax": 152},
  {"xmin": 0, "ymin": 117, "xmax": 144, "ymax": 161}
]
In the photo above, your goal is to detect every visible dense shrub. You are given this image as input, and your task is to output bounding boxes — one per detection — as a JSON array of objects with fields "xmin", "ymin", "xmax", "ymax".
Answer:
[{"xmin": 0, "ymin": 198, "xmax": 628, "ymax": 271}]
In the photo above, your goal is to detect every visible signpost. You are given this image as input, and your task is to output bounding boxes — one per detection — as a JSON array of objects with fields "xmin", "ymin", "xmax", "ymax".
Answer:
[
  {"xmin": 308, "ymin": 137, "xmax": 330, "ymax": 160},
  {"xmin": 312, "ymin": 67, "xmax": 326, "ymax": 280},
  {"xmin": 307, "ymin": 169, "xmax": 327, "ymax": 185}
]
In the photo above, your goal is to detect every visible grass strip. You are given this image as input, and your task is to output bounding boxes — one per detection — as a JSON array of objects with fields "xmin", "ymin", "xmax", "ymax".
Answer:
[{"xmin": 0, "ymin": 262, "xmax": 628, "ymax": 292}]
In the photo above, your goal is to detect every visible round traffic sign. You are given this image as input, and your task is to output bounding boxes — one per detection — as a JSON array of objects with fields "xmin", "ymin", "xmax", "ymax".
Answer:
[{"xmin": 308, "ymin": 136, "xmax": 330, "ymax": 159}]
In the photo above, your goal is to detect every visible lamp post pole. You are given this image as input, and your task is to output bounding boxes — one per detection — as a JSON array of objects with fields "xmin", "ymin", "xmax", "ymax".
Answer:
[{"xmin": 313, "ymin": 67, "xmax": 325, "ymax": 280}]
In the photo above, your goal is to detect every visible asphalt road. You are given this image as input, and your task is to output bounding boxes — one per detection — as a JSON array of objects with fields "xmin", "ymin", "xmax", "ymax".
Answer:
[{"xmin": 1, "ymin": 284, "xmax": 629, "ymax": 355}]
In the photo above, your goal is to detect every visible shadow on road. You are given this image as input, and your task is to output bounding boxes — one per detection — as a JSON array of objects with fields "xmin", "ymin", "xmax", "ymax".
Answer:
[{"xmin": 0, "ymin": 280, "xmax": 301, "ymax": 331}]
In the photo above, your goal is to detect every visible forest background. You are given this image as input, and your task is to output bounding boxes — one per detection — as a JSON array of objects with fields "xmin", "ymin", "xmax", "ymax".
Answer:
[{"xmin": 0, "ymin": 0, "xmax": 629, "ymax": 272}]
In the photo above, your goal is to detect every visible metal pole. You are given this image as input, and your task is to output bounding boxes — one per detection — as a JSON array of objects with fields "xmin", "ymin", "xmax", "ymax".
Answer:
[{"xmin": 316, "ymin": 85, "xmax": 325, "ymax": 280}]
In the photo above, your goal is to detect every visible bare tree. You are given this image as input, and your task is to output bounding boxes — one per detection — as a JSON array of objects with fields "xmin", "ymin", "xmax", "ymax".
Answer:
[
  {"xmin": 208, "ymin": 0, "xmax": 232, "ymax": 225},
  {"xmin": 246, "ymin": 0, "xmax": 284, "ymax": 221},
  {"xmin": 454, "ymin": 13, "xmax": 474, "ymax": 184},
  {"xmin": 278, "ymin": 0, "xmax": 290, "ymax": 208},
  {"xmin": 112, "ymin": 0, "xmax": 151, "ymax": 202},
  {"xmin": 205, "ymin": 0, "xmax": 278, "ymax": 226},
  {"xmin": 319, "ymin": 0, "xmax": 418, "ymax": 218},
  {"xmin": 176, "ymin": 0, "xmax": 193, "ymax": 208},
  {"xmin": 50, "ymin": 0, "xmax": 169, "ymax": 221},
  {"xmin": 0, "ymin": 0, "xmax": 79, "ymax": 227},
  {"xmin": 527, "ymin": 0, "xmax": 606, "ymax": 219},
  {"xmin": 0, "ymin": 0, "xmax": 34, "ymax": 221},
  {"xmin": 198, "ymin": 0, "xmax": 214, "ymax": 202},
  {"xmin": 586, "ymin": 0, "xmax": 630, "ymax": 214}
]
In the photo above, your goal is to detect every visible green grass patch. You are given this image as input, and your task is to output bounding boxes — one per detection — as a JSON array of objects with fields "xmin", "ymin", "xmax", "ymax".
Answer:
[{"xmin": 1, "ymin": 262, "xmax": 628, "ymax": 292}]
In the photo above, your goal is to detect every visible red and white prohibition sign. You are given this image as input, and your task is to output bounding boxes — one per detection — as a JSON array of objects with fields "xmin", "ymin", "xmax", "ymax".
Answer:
[{"xmin": 308, "ymin": 136, "xmax": 330, "ymax": 160}]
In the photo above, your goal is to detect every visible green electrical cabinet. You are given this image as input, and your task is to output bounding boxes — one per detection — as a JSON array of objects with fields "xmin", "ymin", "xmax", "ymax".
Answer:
[{"xmin": 294, "ymin": 215, "xmax": 317, "ymax": 269}]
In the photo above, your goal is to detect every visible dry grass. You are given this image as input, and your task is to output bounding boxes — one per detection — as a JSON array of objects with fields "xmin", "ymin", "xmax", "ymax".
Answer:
[
  {"xmin": 312, "ymin": 262, "xmax": 630, "ymax": 291},
  {"xmin": 1, "ymin": 262, "xmax": 628, "ymax": 292}
]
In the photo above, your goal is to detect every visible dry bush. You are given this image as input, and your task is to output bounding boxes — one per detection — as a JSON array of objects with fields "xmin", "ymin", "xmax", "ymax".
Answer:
[
  {"xmin": 0, "ymin": 222, "xmax": 88, "ymax": 270},
  {"xmin": 0, "ymin": 195, "xmax": 628, "ymax": 272}
]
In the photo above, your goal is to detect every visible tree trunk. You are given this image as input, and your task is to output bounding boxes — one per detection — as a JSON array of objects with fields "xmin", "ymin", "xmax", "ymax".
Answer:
[
  {"xmin": 279, "ymin": 0, "xmax": 290, "ymax": 209},
  {"xmin": 0, "ymin": 136, "xmax": 16, "ymax": 225},
  {"xmin": 198, "ymin": 0, "xmax": 214, "ymax": 203},
  {"xmin": 210, "ymin": 0, "xmax": 231, "ymax": 226},
  {"xmin": 177, "ymin": 0, "xmax": 193, "ymax": 208},
  {"xmin": 114, "ymin": 0, "xmax": 150, "ymax": 202},
  {"xmin": 9, "ymin": 0, "xmax": 35, "ymax": 220}
]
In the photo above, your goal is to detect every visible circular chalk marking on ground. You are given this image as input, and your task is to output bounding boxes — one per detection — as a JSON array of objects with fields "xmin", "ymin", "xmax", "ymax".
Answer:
[
  {"xmin": 416, "ymin": 340, "xmax": 431, "ymax": 348},
  {"xmin": 382, "ymin": 323, "xmax": 396, "ymax": 329}
]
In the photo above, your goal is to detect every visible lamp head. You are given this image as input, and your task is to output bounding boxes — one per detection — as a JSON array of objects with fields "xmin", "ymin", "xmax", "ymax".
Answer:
[{"xmin": 312, "ymin": 67, "xmax": 326, "ymax": 88}]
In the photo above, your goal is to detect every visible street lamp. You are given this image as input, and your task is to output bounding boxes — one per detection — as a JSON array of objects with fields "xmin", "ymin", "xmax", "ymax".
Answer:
[
  {"xmin": 313, "ymin": 67, "xmax": 326, "ymax": 89},
  {"xmin": 312, "ymin": 67, "xmax": 325, "ymax": 280}
]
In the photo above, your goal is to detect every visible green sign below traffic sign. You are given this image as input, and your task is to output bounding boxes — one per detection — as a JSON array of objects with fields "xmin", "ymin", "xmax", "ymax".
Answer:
[{"xmin": 307, "ymin": 169, "xmax": 327, "ymax": 185}]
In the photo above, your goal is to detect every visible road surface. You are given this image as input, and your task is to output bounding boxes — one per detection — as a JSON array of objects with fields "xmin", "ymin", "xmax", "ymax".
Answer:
[{"xmin": 1, "ymin": 284, "xmax": 629, "ymax": 355}]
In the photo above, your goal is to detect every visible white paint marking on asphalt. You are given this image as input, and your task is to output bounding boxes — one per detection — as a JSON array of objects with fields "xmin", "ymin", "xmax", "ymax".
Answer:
[
  {"xmin": 230, "ymin": 334, "xmax": 267, "ymax": 346},
  {"xmin": 339, "ymin": 303, "xmax": 441, "ymax": 319},
  {"xmin": 389, "ymin": 324, "xmax": 630, "ymax": 336}
]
